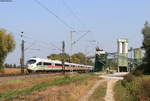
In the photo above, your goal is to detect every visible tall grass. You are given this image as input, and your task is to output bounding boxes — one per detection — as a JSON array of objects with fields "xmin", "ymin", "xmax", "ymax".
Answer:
[
  {"xmin": 114, "ymin": 74, "xmax": 150, "ymax": 101},
  {"xmin": 0, "ymin": 74, "xmax": 91, "ymax": 100}
]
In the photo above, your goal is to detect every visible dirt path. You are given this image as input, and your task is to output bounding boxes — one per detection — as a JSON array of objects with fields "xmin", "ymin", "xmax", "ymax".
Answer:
[
  {"xmin": 102, "ymin": 72, "xmax": 127, "ymax": 101},
  {"xmin": 79, "ymin": 79, "xmax": 105, "ymax": 101},
  {"xmin": 104, "ymin": 79, "xmax": 118, "ymax": 101},
  {"xmin": 79, "ymin": 73, "xmax": 126, "ymax": 101}
]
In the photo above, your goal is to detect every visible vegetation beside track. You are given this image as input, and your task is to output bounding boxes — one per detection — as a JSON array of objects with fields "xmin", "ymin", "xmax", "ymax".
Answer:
[
  {"xmin": 0, "ymin": 68, "xmax": 20, "ymax": 74},
  {"xmin": 114, "ymin": 74, "xmax": 150, "ymax": 101},
  {"xmin": 0, "ymin": 75, "xmax": 60, "ymax": 94},
  {"xmin": 0, "ymin": 73, "xmax": 94, "ymax": 100},
  {"xmin": 0, "ymin": 68, "xmax": 28, "ymax": 76}
]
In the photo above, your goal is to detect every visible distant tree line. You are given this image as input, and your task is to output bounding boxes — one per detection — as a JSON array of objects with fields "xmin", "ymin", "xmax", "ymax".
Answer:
[
  {"xmin": 47, "ymin": 52, "xmax": 94, "ymax": 66},
  {"xmin": 4, "ymin": 63, "xmax": 17, "ymax": 68}
]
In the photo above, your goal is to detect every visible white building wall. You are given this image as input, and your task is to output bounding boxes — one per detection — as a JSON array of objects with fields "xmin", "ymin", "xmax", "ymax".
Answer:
[
  {"xmin": 118, "ymin": 41, "xmax": 123, "ymax": 54},
  {"xmin": 125, "ymin": 42, "xmax": 128, "ymax": 54},
  {"xmin": 118, "ymin": 39, "xmax": 128, "ymax": 54},
  {"xmin": 117, "ymin": 38, "xmax": 129, "ymax": 72}
]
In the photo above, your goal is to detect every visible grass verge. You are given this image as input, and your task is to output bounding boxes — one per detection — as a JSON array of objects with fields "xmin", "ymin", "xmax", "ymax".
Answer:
[
  {"xmin": 114, "ymin": 81, "xmax": 131, "ymax": 101},
  {"xmin": 114, "ymin": 74, "xmax": 150, "ymax": 101},
  {"xmin": 0, "ymin": 74, "xmax": 91, "ymax": 100},
  {"xmin": 12, "ymin": 73, "xmax": 99, "ymax": 101}
]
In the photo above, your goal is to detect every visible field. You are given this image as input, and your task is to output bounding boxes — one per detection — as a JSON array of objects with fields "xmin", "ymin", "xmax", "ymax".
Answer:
[
  {"xmin": 0, "ymin": 68, "xmax": 23, "ymax": 74},
  {"xmin": 0, "ymin": 73, "xmax": 104, "ymax": 101}
]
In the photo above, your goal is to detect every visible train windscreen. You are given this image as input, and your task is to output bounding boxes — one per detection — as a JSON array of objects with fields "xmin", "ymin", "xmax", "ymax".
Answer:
[{"xmin": 27, "ymin": 60, "xmax": 36, "ymax": 64}]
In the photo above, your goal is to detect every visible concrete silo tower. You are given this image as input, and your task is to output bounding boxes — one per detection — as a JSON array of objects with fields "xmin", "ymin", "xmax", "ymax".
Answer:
[{"xmin": 117, "ymin": 39, "xmax": 129, "ymax": 72}]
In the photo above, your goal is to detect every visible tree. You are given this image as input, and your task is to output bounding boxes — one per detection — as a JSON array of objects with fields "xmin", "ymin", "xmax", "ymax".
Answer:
[
  {"xmin": 47, "ymin": 53, "xmax": 70, "ymax": 62},
  {"xmin": 142, "ymin": 22, "xmax": 150, "ymax": 63},
  {"xmin": 71, "ymin": 52, "xmax": 93, "ymax": 65},
  {"xmin": 142, "ymin": 21, "xmax": 150, "ymax": 73},
  {"xmin": 13, "ymin": 64, "xmax": 16, "ymax": 68},
  {"xmin": 71, "ymin": 52, "xmax": 85, "ymax": 64},
  {"xmin": 9, "ymin": 64, "xmax": 13, "ymax": 68},
  {"xmin": 135, "ymin": 21, "xmax": 150, "ymax": 74},
  {"xmin": 4, "ymin": 63, "xmax": 9, "ymax": 68},
  {"xmin": 47, "ymin": 52, "xmax": 93, "ymax": 65},
  {"xmin": 0, "ymin": 29, "xmax": 16, "ymax": 72}
]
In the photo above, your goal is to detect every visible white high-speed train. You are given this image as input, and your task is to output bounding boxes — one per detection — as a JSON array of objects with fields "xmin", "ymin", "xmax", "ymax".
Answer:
[{"xmin": 26, "ymin": 58, "xmax": 94, "ymax": 73}]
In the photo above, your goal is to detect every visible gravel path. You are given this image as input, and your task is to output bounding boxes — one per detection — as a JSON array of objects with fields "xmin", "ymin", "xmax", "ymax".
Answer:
[
  {"xmin": 78, "ymin": 73, "xmax": 127, "ymax": 101},
  {"xmin": 79, "ymin": 79, "xmax": 105, "ymax": 101},
  {"xmin": 104, "ymin": 79, "xmax": 118, "ymax": 101},
  {"xmin": 102, "ymin": 72, "xmax": 127, "ymax": 101}
]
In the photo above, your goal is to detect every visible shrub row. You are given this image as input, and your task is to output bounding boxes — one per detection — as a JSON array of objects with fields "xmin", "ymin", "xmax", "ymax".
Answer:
[{"xmin": 119, "ymin": 74, "xmax": 150, "ymax": 101}]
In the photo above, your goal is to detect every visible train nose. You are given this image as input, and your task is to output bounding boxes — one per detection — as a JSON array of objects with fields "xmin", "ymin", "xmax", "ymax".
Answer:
[
  {"xmin": 27, "ymin": 64, "xmax": 31, "ymax": 67},
  {"xmin": 27, "ymin": 64, "xmax": 34, "ymax": 69}
]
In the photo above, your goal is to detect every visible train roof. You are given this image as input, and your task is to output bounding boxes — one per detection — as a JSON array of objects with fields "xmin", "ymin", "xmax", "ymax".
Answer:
[{"xmin": 29, "ymin": 58, "xmax": 61, "ymax": 63}]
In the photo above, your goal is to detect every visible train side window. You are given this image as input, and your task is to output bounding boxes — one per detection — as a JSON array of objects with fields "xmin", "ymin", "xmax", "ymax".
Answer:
[
  {"xmin": 65, "ymin": 65, "xmax": 69, "ymax": 67},
  {"xmin": 55, "ymin": 64, "xmax": 62, "ymax": 66},
  {"xmin": 37, "ymin": 62, "xmax": 42, "ymax": 65},
  {"xmin": 43, "ymin": 62, "xmax": 51, "ymax": 66}
]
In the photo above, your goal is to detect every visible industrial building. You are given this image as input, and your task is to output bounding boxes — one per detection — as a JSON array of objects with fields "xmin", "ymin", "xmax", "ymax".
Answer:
[{"xmin": 117, "ymin": 38, "xmax": 129, "ymax": 72}]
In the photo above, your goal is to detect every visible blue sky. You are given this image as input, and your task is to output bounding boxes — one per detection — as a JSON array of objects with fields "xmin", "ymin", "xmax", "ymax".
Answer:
[{"xmin": 0, "ymin": 0, "xmax": 150, "ymax": 65}]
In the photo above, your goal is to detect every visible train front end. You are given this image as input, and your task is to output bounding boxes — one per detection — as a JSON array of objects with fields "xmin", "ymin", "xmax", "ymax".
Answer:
[{"xmin": 26, "ymin": 58, "xmax": 39, "ymax": 73}]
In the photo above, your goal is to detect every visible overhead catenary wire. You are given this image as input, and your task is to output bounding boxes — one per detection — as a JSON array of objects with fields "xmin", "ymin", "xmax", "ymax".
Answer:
[
  {"xmin": 25, "ymin": 41, "xmax": 57, "ymax": 54},
  {"xmin": 72, "ymin": 31, "xmax": 91, "ymax": 45},
  {"xmin": 0, "ymin": 25, "xmax": 62, "ymax": 52},
  {"xmin": 33, "ymin": 0, "xmax": 74, "ymax": 29},
  {"xmin": 61, "ymin": 0, "xmax": 85, "ymax": 27},
  {"xmin": 24, "ymin": 41, "xmax": 37, "ymax": 51},
  {"xmin": 23, "ymin": 34, "xmax": 62, "ymax": 51}
]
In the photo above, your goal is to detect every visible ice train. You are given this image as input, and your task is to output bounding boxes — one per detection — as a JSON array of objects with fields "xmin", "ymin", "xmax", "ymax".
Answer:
[{"xmin": 27, "ymin": 58, "xmax": 94, "ymax": 73}]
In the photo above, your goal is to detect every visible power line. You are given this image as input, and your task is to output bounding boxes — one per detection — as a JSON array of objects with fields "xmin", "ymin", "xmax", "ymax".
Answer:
[
  {"xmin": 61, "ymin": 0, "xmax": 85, "ymax": 27},
  {"xmin": 33, "ymin": 0, "xmax": 74, "ymax": 29},
  {"xmin": 0, "ymin": 26, "xmax": 62, "ymax": 52},
  {"xmin": 23, "ymin": 34, "xmax": 62, "ymax": 51},
  {"xmin": 72, "ymin": 31, "xmax": 91, "ymax": 45},
  {"xmin": 24, "ymin": 41, "xmax": 37, "ymax": 51}
]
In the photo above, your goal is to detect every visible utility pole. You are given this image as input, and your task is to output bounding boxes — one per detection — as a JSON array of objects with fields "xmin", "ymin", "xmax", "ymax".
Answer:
[
  {"xmin": 69, "ymin": 30, "xmax": 90, "ymax": 64},
  {"xmin": 20, "ymin": 32, "xmax": 25, "ymax": 74},
  {"xmin": 70, "ymin": 31, "xmax": 72, "ymax": 61},
  {"xmin": 62, "ymin": 41, "xmax": 65, "ymax": 75},
  {"xmin": 70, "ymin": 31, "xmax": 76, "ymax": 62}
]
